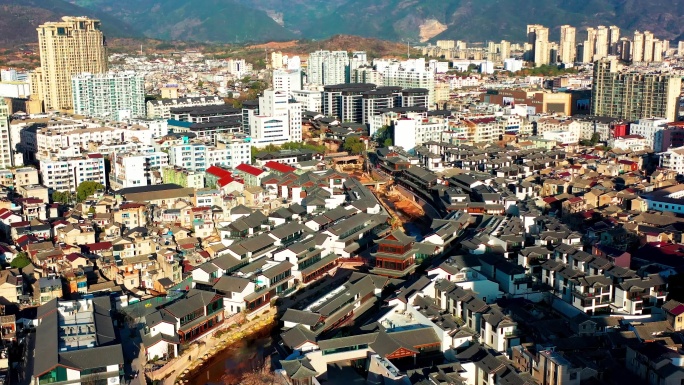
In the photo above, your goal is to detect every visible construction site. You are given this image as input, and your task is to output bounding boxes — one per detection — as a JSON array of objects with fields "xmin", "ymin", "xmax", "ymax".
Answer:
[{"xmin": 325, "ymin": 152, "xmax": 431, "ymax": 235}]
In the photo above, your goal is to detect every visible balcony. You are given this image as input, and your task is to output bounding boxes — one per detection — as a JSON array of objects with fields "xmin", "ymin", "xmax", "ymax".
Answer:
[
  {"xmin": 279, "ymin": 286, "xmax": 297, "ymax": 297},
  {"xmin": 513, "ymin": 276, "xmax": 533, "ymax": 285}
]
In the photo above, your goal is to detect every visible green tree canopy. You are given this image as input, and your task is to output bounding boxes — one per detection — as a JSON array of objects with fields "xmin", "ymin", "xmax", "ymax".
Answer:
[
  {"xmin": 383, "ymin": 138, "xmax": 393, "ymax": 147},
  {"xmin": 76, "ymin": 181, "xmax": 104, "ymax": 202},
  {"xmin": 52, "ymin": 191, "xmax": 71, "ymax": 204},
  {"xmin": 251, "ymin": 142, "xmax": 326, "ymax": 162},
  {"xmin": 344, "ymin": 137, "xmax": 365, "ymax": 155},
  {"xmin": 515, "ymin": 64, "xmax": 579, "ymax": 77},
  {"xmin": 10, "ymin": 252, "xmax": 31, "ymax": 269},
  {"xmin": 590, "ymin": 132, "xmax": 601, "ymax": 145},
  {"xmin": 374, "ymin": 125, "xmax": 393, "ymax": 147}
]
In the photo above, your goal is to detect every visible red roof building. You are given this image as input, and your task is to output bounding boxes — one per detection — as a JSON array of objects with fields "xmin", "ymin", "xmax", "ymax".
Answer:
[
  {"xmin": 206, "ymin": 166, "xmax": 232, "ymax": 179},
  {"xmin": 81, "ymin": 242, "xmax": 113, "ymax": 254},
  {"xmin": 263, "ymin": 161, "xmax": 296, "ymax": 174},
  {"xmin": 235, "ymin": 163, "xmax": 264, "ymax": 177},
  {"xmin": 218, "ymin": 176, "xmax": 244, "ymax": 187}
]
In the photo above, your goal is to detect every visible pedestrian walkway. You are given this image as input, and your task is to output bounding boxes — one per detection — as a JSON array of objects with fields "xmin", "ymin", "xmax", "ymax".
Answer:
[{"xmin": 121, "ymin": 324, "xmax": 145, "ymax": 385}]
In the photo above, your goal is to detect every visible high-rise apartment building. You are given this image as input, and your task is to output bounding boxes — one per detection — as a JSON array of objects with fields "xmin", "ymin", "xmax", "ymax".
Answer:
[
  {"xmin": 249, "ymin": 89, "xmax": 302, "ymax": 147},
  {"xmin": 591, "ymin": 58, "xmax": 682, "ymax": 122},
  {"xmin": 323, "ymin": 83, "xmax": 375, "ymax": 119},
  {"xmin": 383, "ymin": 62, "xmax": 435, "ymax": 107},
  {"xmin": 582, "ymin": 27, "xmax": 597, "ymax": 62},
  {"xmin": 306, "ymin": 50, "xmax": 349, "ymax": 85},
  {"xmin": 109, "ymin": 151, "xmax": 169, "ymax": 190},
  {"xmin": 436, "ymin": 40, "xmax": 455, "ymax": 49},
  {"xmin": 272, "ymin": 69, "xmax": 302, "ymax": 94},
  {"xmin": 349, "ymin": 51, "xmax": 368, "ymax": 81},
  {"xmin": 354, "ymin": 67, "xmax": 384, "ymax": 85},
  {"xmin": 630, "ymin": 118, "xmax": 669, "ymax": 151},
  {"xmin": 653, "ymin": 40, "xmax": 664, "ymax": 63},
  {"xmin": 526, "ymin": 25, "xmax": 542, "ymax": 49},
  {"xmin": 0, "ymin": 99, "xmax": 12, "ymax": 168},
  {"xmin": 594, "ymin": 26, "xmax": 609, "ymax": 60},
  {"xmin": 499, "ymin": 40, "xmax": 511, "ymax": 62},
  {"xmin": 527, "ymin": 24, "xmax": 550, "ymax": 66},
  {"xmin": 609, "ymin": 26, "xmax": 621, "ymax": 55},
  {"xmin": 291, "ymin": 90, "xmax": 323, "ymax": 113},
  {"xmin": 633, "ymin": 31, "xmax": 645, "ymax": 62},
  {"xmin": 559, "ymin": 25, "xmax": 576, "ymax": 63},
  {"xmin": 72, "ymin": 71, "xmax": 145, "ymax": 120},
  {"xmin": 679, "ymin": 41, "xmax": 684, "ymax": 57},
  {"xmin": 40, "ymin": 154, "xmax": 106, "ymax": 192},
  {"xmin": 37, "ymin": 17, "xmax": 107, "ymax": 112},
  {"xmin": 643, "ymin": 31, "xmax": 655, "ymax": 62},
  {"xmin": 226, "ymin": 59, "xmax": 249, "ymax": 77},
  {"xmin": 619, "ymin": 38, "xmax": 632, "ymax": 62},
  {"xmin": 271, "ymin": 51, "xmax": 284, "ymax": 69}
]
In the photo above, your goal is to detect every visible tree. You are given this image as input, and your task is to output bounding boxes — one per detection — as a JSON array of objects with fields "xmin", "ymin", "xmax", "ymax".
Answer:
[
  {"xmin": 590, "ymin": 133, "xmax": 601, "ymax": 146},
  {"xmin": 76, "ymin": 181, "xmax": 104, "ymax": 202},
  {"xmin": 374, "ymin": 125, "xmax": 393, "ymax": 147},
  {"xmin": 52, "ymin": 191, "xmax": 71, "ymax": 204},
  {"xmin": 343, "ymin": 137, "xmax": 365, "ymax": 155},
  {"xmin": 383, "ymin": 138, "xmax": 393, "ymax": 147},
  {"xmin": 10, "ymin": 252, "xmax": 31, "ymax": 269}
]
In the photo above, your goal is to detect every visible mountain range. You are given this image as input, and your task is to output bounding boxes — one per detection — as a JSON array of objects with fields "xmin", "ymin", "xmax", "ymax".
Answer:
[
  {"xmin": 2, "ymin": 0, "xmax": 683, "ymax": 46},
  {"xmin": 0, "ymin": 0, "xmax": 139, "ymax": 46}
]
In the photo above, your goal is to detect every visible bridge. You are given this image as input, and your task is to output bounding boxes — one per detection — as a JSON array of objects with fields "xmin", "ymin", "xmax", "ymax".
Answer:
[{"xmin": 361, "ymin": 180, "xmax": 388, "ymax": 189}]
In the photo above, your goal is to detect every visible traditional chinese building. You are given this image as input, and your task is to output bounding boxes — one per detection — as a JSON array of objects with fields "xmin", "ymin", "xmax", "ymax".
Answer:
[{"xmin": 371, "ymin": 230, "xmax": 417, "ymax": 277}]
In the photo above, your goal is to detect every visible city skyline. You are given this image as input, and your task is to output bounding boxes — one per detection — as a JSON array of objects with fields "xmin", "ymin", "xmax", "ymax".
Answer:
[{"xmin": 1, "ymin": 11, "xmax": 684, "ymax": 385}]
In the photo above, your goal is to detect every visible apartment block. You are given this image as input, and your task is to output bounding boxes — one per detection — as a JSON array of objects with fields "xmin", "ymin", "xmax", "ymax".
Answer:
[
  {"xmin": 291, "ymin": 89, "xmax": 323, "ymax": 113},
  {"xmin": 40, "ymin": 154, "xmax": 106, "ymax": 192},
  {"xmin": 591, "ymin": 58, "xmax": 681, "ymax": 121},
  {"xmin": 527, "ymin": 24, "xmax": 550, "ymax": 66},
  {"xmin": 72, "ymin": 71, "xmax": 145, "ymax": 119},
  {"xmin": 655, "ymin": 122, "xmax": 684, "ymax": 152},
  {"xmin": 146, "ymin": 96, "xmax": 224, "ymax": 120},
  {"xmin": 383, "ymin": 62, "xmax": 435, "ymax": 108},
  {"xmin": 162, "ymin": 167, "xmax": 205, "ymax": 189},
  {"xmin": 629, "ymin": 117, "xmax": 668, "ymax": 151},
  {"xmin": 393, "ymin": 112, "xmax": 449, "ymax": 150},
  {"xmin": 249, "ymin": 89, "xmax": 302, "ymax": 147},
  {"xmin": 273, "ymin": 69, "xmax": 302, "ymax": 93},
  {"xmin": 37, "ymin": 17, "xmax": 107, "ymax": 112},
  {"xmin": 306, "ymin": 51, "xmax": 348, "ymax": 86},
  {"xmin": 109, "ymin": 151, "xmax": 168, "ymax": 190},
  {"xmin": 0, "ymin": 98, "xmax": 11, "ymax": 168}
]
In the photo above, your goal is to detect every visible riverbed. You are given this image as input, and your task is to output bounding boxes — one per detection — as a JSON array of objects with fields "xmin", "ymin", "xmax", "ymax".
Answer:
[{"xmin": 183, "ymin": 323, "xmax": 275, "ymax": 385}]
